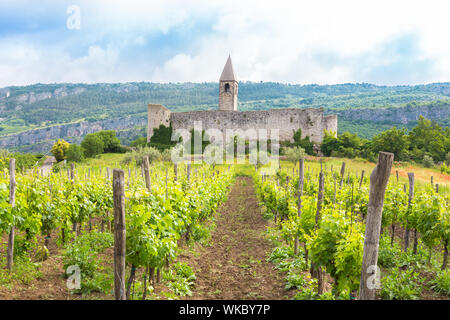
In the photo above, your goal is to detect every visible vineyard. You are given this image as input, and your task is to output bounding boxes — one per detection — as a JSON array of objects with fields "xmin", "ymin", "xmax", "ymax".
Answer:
[
  {"xmin": 0, "ymin": 154, "xmax": 448, "ymax": 300},
  {"xmin": 0, "ymin": 158, "xmax": 234, "ymax": 299},
  {"xmin": 255, "ymin": 157, "xmax": 449, "ymax": 299}
]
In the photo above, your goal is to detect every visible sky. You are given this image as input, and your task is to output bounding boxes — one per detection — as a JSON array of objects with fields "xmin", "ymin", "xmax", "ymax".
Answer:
[{"xmin": 1, "ymin": 0, "xmax": 450, "ymax": 87}]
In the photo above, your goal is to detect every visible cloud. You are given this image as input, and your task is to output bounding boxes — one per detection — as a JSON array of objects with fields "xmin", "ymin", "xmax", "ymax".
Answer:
[{"xmin": 0, "ymin": 0, "xmax": 450, "ymax": 87}]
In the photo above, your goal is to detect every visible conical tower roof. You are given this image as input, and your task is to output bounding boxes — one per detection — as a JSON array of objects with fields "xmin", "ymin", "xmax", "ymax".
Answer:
[{"xmin": 219, "ymin": 55, "xmax": 237, "ymax": 81}]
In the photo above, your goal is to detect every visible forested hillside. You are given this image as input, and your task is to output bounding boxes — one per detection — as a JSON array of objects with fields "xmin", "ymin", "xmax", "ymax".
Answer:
[{"xmin": 0, "ymin": 81, "xmax": 449, "ymax": 145}]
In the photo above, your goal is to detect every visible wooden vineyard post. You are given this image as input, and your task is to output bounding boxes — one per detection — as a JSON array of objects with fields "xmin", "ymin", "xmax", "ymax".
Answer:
[
  {"xmin": 315, "ymin": 162, "xmax": 324, "ymax": 227},
  {"xmin": 113, "ymin": 169, "xmax": 126, "ymax": 300},
  {"xmin": 396, "ymin": 170, "xmax": 399, "ymax": 183},
  {"xmin": 430, "ymin": 176, "xmax": 433, "ymax": 186},
  {"xmin": 333, "ymin": 173, "xmax": 337, "ymax": 207},
  {"xmin": 70, "ymin": 163, "xmax": 75, "ymax": 182},
  {"xmin": 359, "ymin": 152, "xmax": 393, "ymax": 300},
  {"xmin": 143, "ymin": 156, "xmax": 151, "ymax": 192},
  {"xmin": 6, "ymin": 159, "xmax": 16, "ymax": 271},
  {"xmin": 294, "ymin": 158, "xmax": 304, "ymax": 256},
  {"xmin": 70, "ymin": 163, "xmax": 79, "ymax": 235},
  {"xmin": 404, "ymin": 173, "xmax": 414, "ymax": 252},
  {"xmin": 187, "ymin": 163, "xmax": 191, "ymax": 185},
  {"xmin": 436, "ymin": 184, "xmax": 439, "ymax": 193},
  {"xmin": 174, "ymin": 163, "xmax": 178, "ymax": 182},
  {"xmin": 127, "ymin": 167, "xmax": 131, "ymax": 187},
  {"xmin": 359, "ymin": 170, "xmax": 365, "ymax": 189},
  {"xmin": 311, "ymin": 160, "xmax": 325, "ymax": 294},
  {"xmin": 339, "ymin": 161, "xmax": 346, "ymax": 187}
]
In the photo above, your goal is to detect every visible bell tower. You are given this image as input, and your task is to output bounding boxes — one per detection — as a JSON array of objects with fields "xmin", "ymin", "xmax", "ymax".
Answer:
[{"xmin": 219, "ymin": 55, "xmax": 238, "ymax": 111}]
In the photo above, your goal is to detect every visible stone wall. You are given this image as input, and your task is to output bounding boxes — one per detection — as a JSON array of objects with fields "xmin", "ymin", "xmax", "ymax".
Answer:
[
  {"xmin": 323, "ymin": 115, "xmax": 338, "ymax": 134},
  {"xmin": 147, "ymin": 104, "xmax": 172, "ymax": 142},
  {"xmin": 169, "ymin": 107, "xmax": 335, "ymax": 143}
]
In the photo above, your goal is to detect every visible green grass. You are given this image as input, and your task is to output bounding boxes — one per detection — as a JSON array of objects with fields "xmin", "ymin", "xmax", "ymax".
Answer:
[{"xmin": 75, "ymin": 153, "xmax": 449, "ymax": 194}]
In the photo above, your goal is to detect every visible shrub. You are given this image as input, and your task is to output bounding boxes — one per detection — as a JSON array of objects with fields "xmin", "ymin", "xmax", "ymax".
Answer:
[
  {"xmin": 163, "ymin": 262, "xmax": 196, "ymax": 297},
  {"xmin": 95, "ymin": 130, "xmax": 122, "ymax": 153},
  {"xmin": 283, "ymin": 146, "xmax": 307, "ymax": 164},
  {"xmin": 126, "ymin": 146, "xmax": 162, "ymax": 166},
  {"xmin": 378, "ymin": 235, "xmax": 401, "ymax": 268},
  {"xmin": 63, "ymin": 232, "xmax": 114, "ymax": 294},
  {"xmin": 51, "ymin": 139, "xmax": 70, "ymax": 161},
  {"xmin": 130, "ymin": 137, "xmax": 148, "ymax": 148},
  {"xmin": 161, "ymin": 149, "xmax": 172, "ymax": 162},
  {"xmin": 441, "ymin": 163, "xmax": 450, "ymax": 174},
  {"xmin": 66, "ymin": 144, "xmax": 85, "ymax": 162},
  {"xmin": 81, "ymin": 134, "xmax": 104, "ymax": 158},
  {"xmin": 422, "ymin": 155, "xmax": 434, "ymax": 168},
  {"xmin": 430, "ymin": 269, "xmax": 450, "ymax": 295},
  {"xmin": 380, "ymin": 269, "xmax": 423, "ymax": 300},
  {"xmin": 0, "ymin": 152, "xmax": 43, "ymax": 172}
]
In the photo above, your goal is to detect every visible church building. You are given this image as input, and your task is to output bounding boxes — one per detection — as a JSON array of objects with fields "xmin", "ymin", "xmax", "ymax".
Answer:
[{"xmin": 147, "ymin": 56, "xmax": 337, "ymax": 143}]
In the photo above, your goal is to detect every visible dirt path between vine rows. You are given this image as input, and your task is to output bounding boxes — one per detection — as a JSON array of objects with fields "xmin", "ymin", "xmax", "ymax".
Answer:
[{"xmin": 177, "ymin": 176, "xmax": 293, "ymax": 300}]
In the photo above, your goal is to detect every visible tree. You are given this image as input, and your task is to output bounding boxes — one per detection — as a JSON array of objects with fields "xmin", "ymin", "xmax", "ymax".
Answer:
[
  {"xmin": 95, "ymin": 130, "xmax": 121, "ymax": 153},
  {"xmin": 284, "ymin": 146, "xmax": 307, "ymax": 163},
  {"xmin": 66, "ymin": 144, "xmax": 85, "ymax": 162},
  {"xmin": 51, "ymin": 139, "xmax": 70, "ymax": 161},
  {"xmin": 130, "ymin": 137, "xmax": 148, "ymax": 148},
  {"xmin": 321, "ymin": 131, "xmax": 340, "ymax": 156},
  {"xmin": 81, "ymin": 134, "xmax": 104, "ymax": 158},
  {"xmin": 371, "ymin": 127, "xmax": 409, "ymax": 161},
  {"xmin": 320, "ymin": 131, "xmax": 366, "ymax": 159},
  {"xmin": 408, "ymin": 116, "xmax": 449, "ymax": 162}
]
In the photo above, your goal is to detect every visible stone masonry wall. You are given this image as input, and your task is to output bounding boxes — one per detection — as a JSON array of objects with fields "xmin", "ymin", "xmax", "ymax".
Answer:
[
  {"xmin": 169, "ymin": 107, "xmax": 333, "ymax": 143},
  {"xmin": 147, "ymin": 104, "xmax": 172, "ymax": 142},
  {"xmin": 323, "ymin": 115, "xmax": 338, "ymax": 135}
]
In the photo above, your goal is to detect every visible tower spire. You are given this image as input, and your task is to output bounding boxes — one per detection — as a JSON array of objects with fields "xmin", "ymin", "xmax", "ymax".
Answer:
[{"xmin": 219, "ymin": 55, "xmax": 237, "ymax": 82}]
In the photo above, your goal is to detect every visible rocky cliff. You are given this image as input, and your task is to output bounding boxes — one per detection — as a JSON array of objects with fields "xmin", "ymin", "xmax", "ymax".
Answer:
[
  {"xmin": 0, "ymin": 117, "xmax": 146, "ymax": 153},
  {"xmin": 331, "ymin": 104, "xmax": 450, "ymax": 124}
]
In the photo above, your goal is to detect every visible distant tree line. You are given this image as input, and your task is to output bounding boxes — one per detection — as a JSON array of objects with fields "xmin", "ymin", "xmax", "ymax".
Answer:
[
  {"xmin": 51, "ymin": 130, "xmax": 128, "ymax": 163},
  {"xmin": 320, "ymin": 116, "xmax": 450, "ymax": 168}
]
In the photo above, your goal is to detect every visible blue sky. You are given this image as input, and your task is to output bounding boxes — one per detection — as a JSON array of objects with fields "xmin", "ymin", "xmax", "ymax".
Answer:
[{"xmin": 0, "ymin": 0, "xmax": 449, "ymax": 87}]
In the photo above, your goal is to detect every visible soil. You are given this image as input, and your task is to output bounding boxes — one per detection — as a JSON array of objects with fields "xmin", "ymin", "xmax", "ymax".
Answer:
[{"xmin": 176, "ymin": 176, "xmax": 294, "ymax": 300}]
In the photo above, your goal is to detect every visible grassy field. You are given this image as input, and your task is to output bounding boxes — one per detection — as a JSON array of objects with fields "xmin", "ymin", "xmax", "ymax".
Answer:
[
  {"xmin": 65, "ymin": 153, "xmax": 449, "ymax": 194},
  {"xmin": 289, "ymin": 156, "xmax": 450, "ymax": 192}
]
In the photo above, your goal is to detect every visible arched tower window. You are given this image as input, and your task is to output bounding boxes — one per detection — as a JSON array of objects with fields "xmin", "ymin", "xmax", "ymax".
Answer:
[{"xmin": 224, "ymin": 83, "xmax": 230, "ymax": 93}]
